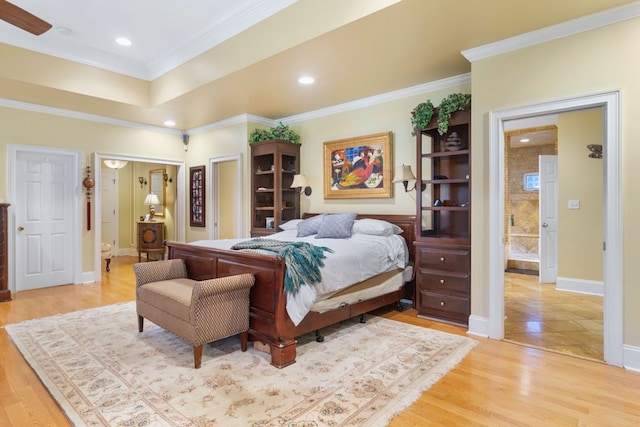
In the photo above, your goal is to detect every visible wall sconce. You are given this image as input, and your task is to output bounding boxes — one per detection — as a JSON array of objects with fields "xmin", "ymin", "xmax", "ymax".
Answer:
[
  {"xmin": 163, "ymin": 173, "xmax": 172, "ymax": 186},
  {"xmin": 103, "ymin": 159, "xmax": 128, "ymax": 169},
  {"xmin": 392, "ymin": 165, "xmax": 425, "ymax": 192},
  {"xmin": 138, "ymin": 176, "xmax": 147, "ymax": 188},
  {"xmin": 587, "ymin": 144, "xmax": 602, "ymax": 159},
  {"xmin": 144, "ymin": 193, "xmax": 160, "ymax": 221},
  {"xmin": 182, "ymin": 134, "xmax": 190, "ymax": 152},
  {"xmin": 290, "ymin": 174, "xmax": 312, "ymax": 196}
]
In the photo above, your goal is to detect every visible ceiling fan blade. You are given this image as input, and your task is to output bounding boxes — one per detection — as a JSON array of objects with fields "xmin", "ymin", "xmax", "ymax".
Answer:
[{"xmin": 0, "ymin": 0, "xmax": 52, "ymax": 35}]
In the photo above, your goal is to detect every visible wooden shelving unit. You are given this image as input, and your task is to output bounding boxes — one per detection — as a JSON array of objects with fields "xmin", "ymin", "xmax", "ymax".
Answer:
[
  {"xmin": 250, "ymin": 139, "xmax": 300, "ymax": 237},
  {"xmin": 414, "ymin": 108, "xmax": 471, "ymax": 325}
]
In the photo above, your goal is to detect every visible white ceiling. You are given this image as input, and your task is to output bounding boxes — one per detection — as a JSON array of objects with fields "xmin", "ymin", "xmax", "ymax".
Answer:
[{"xmin": 0, "ymin": 0, "xmax": 635, "ymax": 131}]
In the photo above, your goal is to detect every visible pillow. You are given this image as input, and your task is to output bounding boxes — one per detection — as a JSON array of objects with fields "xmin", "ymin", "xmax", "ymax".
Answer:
[
  {"xmin": 279, "ymin": 219, "xmax": 302, "ymax": 231},
  {"xmin": 352, "ymin": 219, "xmax": 403, "ymax": 236},
  {"xmin": 315, "ymin": 213, "xmax": 357, "ymax": 239},
  {"xmin": 297, "ymin": 215, "xmax": 326, "ymax": 237}
]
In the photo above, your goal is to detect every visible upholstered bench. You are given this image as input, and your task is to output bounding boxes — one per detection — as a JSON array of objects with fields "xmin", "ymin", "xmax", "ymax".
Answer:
[{"xmin": 133, "ymin": 259, "xmax": 255, "ymax": 369}]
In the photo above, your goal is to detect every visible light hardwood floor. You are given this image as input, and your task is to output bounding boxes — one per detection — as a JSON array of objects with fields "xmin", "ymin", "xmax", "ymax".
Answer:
[
  {"xmin": 504, "ymin": 272, "xmax": 604, "ymax": 361},
  {"xmin": 1, "ymin": 256, "xmax": 639, "ymax": 426}
]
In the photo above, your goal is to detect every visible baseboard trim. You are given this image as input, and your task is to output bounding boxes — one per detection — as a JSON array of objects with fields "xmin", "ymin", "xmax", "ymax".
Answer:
[
  {"xmin": 624, "ymin": 345, "xmax": 640, "ymax": 372},
  {"xmin": 556, "ymin": 276, "xmax": 603, "ymax": 296},
  {"xmin": 467, "ymin": 315, "xmax": 489, "ymax": 338},
  {"xmin": 79, "ymin": 271, "xmax": 96, "ymax": 284}
]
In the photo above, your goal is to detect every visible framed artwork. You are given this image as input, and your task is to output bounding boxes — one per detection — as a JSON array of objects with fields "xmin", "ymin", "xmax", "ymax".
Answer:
[
  {"xmin": 323, "ymin": 131, "xmax": 393, "ymax": 199},
  {"xmin": 189, "ymin": 165, "xmax": 205, "ymax": 227}
]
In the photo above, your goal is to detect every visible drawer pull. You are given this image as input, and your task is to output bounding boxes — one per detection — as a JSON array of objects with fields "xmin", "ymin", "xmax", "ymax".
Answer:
[
  {"xmin": 440, "ymin": 257, "xmax": 445, "ymax": 262},
  {"xmin": 440, "ymin": 301, "xmax": 445, "ymax": 306},
  {"xmin": 439, "ymin": 279, "xmax": 445, "ymax": 284}
]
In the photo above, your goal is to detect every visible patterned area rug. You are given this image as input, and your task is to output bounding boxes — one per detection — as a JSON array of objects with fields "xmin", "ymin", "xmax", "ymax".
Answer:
[{"xmin": 6, "ymin": 302, "xmax": 477, "ymax": 426}]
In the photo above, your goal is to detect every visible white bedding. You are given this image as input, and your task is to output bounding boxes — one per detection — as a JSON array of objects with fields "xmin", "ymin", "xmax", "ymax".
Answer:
[{"xmin": 190, "ymin": 229, "xmax": 409, "ymax": 325}]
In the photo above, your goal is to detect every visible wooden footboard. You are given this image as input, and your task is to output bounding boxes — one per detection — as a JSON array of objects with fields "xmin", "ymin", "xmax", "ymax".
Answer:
[{"xmin": 166, "ymin": 213, "xmax": 415, "ymax": 368}]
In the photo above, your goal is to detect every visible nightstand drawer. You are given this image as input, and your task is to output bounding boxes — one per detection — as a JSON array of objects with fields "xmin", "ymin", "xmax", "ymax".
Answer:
[
  {"xmin": 418, "ymin": 272, "xmax": 469, "ymax": 294},
  {"xmin": 418, "ymin": 291, "xmax": 469, "ymax": 324},
  {"xmin": 418, "ymin": 247, "xmax": 469, "ymax": 272}
]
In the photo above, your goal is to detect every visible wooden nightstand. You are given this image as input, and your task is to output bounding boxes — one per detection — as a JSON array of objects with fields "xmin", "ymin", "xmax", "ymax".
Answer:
[{"xmin": 137, "ymin": 221, "xmax": 165, "ymax": 262}]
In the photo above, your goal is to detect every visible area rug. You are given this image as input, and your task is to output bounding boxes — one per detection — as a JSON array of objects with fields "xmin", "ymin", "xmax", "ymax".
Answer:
[{"xmin": 6, "ymin": 302, "xmax": 477, "ymax": 427}]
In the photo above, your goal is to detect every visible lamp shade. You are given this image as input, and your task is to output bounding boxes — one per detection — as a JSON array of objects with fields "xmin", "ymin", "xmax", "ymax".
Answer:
[
  {"xmin": 290, "ymin": 174, "xmax": 309, "ymax": 188},
  {"xmin": 103, "ymin": 159, "xmax": 128, "ymax": 169},
  {"xmin": 392, "ymin": 165, "xmax": 416, "ymax": 183},
  {"xmin": 144, "ymin": 193, "xmax": 160, "ymax": 206}
]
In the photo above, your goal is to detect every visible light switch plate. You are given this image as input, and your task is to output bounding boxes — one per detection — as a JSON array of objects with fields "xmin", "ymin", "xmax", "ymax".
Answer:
[{"xmin": 568, "ymin": 200, "xmax": 580, "ymax": 209}]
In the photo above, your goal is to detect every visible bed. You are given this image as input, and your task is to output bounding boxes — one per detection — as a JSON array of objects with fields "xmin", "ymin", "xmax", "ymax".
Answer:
[{"xmin": 164, "ymin": 213, "xmax": 416, "ymax": 368}]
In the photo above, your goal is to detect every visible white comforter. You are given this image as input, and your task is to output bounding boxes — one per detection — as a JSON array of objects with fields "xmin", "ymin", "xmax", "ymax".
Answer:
[{"xmin": 190, "ymin": 229, "xmax": 409, "ymax": 325}]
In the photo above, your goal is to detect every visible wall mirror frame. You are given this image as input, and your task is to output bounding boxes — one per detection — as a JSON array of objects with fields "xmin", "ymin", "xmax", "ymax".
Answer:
[{"xmin": 149, "ymin": 168, "xmax": 166, "ymax": 216}]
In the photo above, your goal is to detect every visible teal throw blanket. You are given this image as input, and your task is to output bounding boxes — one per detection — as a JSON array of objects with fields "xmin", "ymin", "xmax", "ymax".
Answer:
[{"xmin": 230, "ymin": 239, "xmax": 333, "ymax": 295}]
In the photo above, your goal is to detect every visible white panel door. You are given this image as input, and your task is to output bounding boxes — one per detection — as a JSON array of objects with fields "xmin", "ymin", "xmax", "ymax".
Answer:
[
  {"xmin": 15, "ymin": 151, "xmax": 74, "ymax": 290},
  {"xmin": 539, "ymin": 155, "xmax": 558, "ymax": 283}
]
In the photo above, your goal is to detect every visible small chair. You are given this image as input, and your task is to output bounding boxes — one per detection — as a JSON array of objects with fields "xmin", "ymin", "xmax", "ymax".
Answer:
[
  {"xmin": 133, "ymin": 259, "xmax": 255, "ymax": 368},
  {"xmin": 101, "ymin": 242, "xmax": 113, "ymax": 272}
]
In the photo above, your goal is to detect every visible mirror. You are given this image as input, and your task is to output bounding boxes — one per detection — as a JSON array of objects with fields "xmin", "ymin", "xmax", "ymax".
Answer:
[{"xmin": 149, "ymin": 169, "xmax": 166, "ymax": 216}]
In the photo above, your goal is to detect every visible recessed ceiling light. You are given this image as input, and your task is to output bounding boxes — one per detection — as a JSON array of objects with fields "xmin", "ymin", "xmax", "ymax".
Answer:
[
  {"xmin": 164, "ymin": 120, "xmax": 176, "ymax": 127},
  {"xmin": 298, "ymin": 76, "xmax": 315, "ymax": 85},
  {"xmin": 520, "ymin": 138, "xmax": 530, "ymax": 143},
  {"xmin": 115, "ymin": 37, "xmax": 132, "ymax": 47}
]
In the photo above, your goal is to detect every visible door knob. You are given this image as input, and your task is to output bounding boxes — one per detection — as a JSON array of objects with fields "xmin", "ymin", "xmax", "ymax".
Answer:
[
  {"xmin": 17, "ymin": 226, "xmax": 24, "ymax": 231},
  {"xmin": 542, "ymin": 223, "xmax": 549, "ymax": 228}
]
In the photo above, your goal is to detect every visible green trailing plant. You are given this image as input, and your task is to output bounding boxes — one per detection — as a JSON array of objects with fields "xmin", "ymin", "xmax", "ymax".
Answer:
[
  {"xmin": 436, "ymin": 93, "xmax": 471, "ymax": 135},
  {"xmin": 249, "ymin": 122, "xmax": 301, "ymax": 143},
  {"xmin": 410, "ymin": 93, "xmax": 471, "ymax": 135},
  {"xmin": 410, "ymin": 100, "xmax": 434, "ymax": 136}
]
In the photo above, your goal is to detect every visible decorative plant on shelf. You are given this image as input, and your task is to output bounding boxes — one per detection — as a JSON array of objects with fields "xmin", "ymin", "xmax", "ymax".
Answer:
[
  {"xmin": 410, "ymin": 100, "xmax": 434, "ymax": 136},
  {"xmin": 411, "ymin": 93, "xmax": 471, "ymax": 135},
  {"xmin": 249, "ymin": 122, "xmax": 301, "ymax": 143}
]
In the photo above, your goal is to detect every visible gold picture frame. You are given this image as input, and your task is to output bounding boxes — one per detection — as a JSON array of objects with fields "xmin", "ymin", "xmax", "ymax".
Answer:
[{"xmin": 323, "ymin": 131, "xmax": 393, "ymax": 199}]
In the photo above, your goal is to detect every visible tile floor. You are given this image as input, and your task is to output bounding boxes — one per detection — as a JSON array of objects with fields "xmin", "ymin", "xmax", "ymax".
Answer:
[{"xmin": 504, "ymin": 272, "xmax": 604, "ymax": 361}]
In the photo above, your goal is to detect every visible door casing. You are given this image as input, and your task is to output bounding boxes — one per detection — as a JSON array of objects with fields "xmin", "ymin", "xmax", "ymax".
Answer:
[{"xmin": 485, "ymin": 91, "xmax": 622, "ymax": 367}]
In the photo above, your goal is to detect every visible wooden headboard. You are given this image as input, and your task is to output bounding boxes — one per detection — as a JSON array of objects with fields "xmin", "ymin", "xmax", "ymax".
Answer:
[{"xmin": 301, "ymin": 213, "xmax": 416, "ymax": 263}]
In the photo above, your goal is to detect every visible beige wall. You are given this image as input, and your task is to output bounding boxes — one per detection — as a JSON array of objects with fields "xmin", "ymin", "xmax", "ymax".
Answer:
[
  {"xmin": 185, "ymin": 122, "xmax": 249, "ymax": 242},
  {"xmin": 471, "ymin": 17, "xmax": 640, "ymax": 345},
  {"xmin": 557, "ymin": 109, "xmax": 603, "ymax": 281},
  {"xmin": 294, "ymin": 82, "xmax": 471, "ymax": 216},
  {"xmin": 218, "ymin": 161, "xmax": 238, "ymax": 239},
  {"xmin": 0, "ymin": 107, "xmax": 186, "ymax": 271}
]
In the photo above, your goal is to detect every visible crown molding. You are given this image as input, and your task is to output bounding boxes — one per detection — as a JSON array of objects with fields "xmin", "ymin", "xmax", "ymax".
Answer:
[
  {"xmin": 1, "ymin": 73, "xmax": 469, "ymax": 135},
  {"xmin": 188, "ymin": 114, "xmax": 276, "ymax": 136},
  {"xmin": 281, "ymin": 73, "xmax": 471, "ymax": 124},
  {"xmin": 0, "ymin": 98, "xmax": 182, "ymax": 135},
  {"xmin": 462, "ymin": 1, "xmax": 640, "ymax": 62}
]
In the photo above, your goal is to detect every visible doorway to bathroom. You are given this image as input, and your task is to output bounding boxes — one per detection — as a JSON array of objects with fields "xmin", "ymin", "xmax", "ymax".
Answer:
[{"xmin": 502, "ymin": 110, "xmax": 604, "ymax": 361}]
